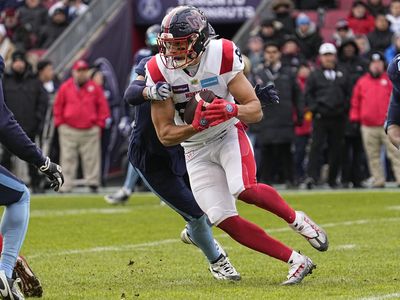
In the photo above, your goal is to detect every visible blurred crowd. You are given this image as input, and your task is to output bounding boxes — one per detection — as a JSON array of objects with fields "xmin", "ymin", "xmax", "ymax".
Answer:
[
  {"xmin": 243, "ymin": 0, "xmax": 400, "ymax": 189},
  {"xmin": 0, "ymin": 0, "xmax": 101, "ymax": 194},
  {"xmin": 0, "ymin": 0, "xmax": 90, "ymax": 63}
]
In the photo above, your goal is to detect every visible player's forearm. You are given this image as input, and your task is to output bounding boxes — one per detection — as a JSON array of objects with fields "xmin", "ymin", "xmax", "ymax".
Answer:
[
  {"xmin": 237, "ymin": 99, "xmax": 263, "ymax": 123},
  {"xmin": 124, "ymin": 80, "xmax": 148, "ymax": 106},
  {"xmin": 156, "ymin": 123, "xmax": 197, "ymax": 146},
  {"xmin": 388, "ymin": 124, "xmax": 400, "ymax": 149}
]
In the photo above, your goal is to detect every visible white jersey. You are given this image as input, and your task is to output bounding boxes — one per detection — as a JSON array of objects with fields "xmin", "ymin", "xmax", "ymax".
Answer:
[{"xmin": 145, "ymin": 38, "xmax": 244, "ymax": 146}]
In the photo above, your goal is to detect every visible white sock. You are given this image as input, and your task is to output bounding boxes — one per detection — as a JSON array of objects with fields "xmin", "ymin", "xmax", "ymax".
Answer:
[
  {"xmin": 288, "ymin": 250, "xmax": 303, "ymax": 264},
  {"xmin": 290, "ymin": 211, "xmax": 302, "ymax": 227}
]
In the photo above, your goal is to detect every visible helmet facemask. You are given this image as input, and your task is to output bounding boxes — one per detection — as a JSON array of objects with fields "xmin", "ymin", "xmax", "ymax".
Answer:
[{"xmin": 158, "ymin": 32, "xmax": 201, "ymax": 69}]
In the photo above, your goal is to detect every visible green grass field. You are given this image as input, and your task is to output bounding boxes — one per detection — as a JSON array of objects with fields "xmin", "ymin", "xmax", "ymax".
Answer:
[{"xmin": 5, "ymin": 190, "xmax": 400, "ymax": 299}]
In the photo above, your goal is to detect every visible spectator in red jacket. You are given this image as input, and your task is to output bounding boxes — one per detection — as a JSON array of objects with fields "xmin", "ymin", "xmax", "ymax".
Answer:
[
  {"xmin": 349, "ymin": 52, "xmax": 400, "ymax": 187},
  {"xmin": 53, "ymin": 59, "xmax": 110, "ymax": 192},
  {"xmin": 347, "ymin": 1, "xmax": 375, "ymax": 35}
]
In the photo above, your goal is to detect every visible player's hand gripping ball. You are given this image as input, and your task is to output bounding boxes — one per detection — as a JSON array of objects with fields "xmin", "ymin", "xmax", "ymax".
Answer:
[{"xmin": 184, "ymin": 90, "xmax": 217, "ymax": 124}]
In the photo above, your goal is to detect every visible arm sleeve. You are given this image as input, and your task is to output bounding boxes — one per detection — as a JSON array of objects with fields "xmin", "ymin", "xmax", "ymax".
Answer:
[
  {"xmin": 124, "ymin": 56, "xmax": 151, "ymax": 106},
  {"xmin": 124, "ymin": 80, "xmax": 146, "ymax": 106},
  {"xmin": 0, "ymin": 82, "xmax": 46, "ymax": 167}
]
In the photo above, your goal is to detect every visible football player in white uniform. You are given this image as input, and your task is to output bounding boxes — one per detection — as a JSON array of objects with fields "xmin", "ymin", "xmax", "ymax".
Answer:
[{"xmin": 148, "ymin": 6, "xmax": 328, "ymax": 285}]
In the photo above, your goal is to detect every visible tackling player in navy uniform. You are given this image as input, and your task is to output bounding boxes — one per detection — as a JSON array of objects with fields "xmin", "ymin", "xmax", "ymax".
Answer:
[
  {"xmin": 0, "ymin": 55, "xmax": 64, "ymax": 300},
  {"xmin": 386, "ymin": 54, "xmax": 400, "ymax": 149}
]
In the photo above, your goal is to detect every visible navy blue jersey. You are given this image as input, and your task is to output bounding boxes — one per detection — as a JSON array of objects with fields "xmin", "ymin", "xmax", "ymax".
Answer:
[
  {"xmin": 127, "ymin": 57, "xmax": 186, "ymax": 175},
  {"xmin": 0, "ymin": 81, "xmax": 46, "ymax": 167},
  {"xmin": 386, "ymin": 55, "xmax": 400, "ymax": 128}
]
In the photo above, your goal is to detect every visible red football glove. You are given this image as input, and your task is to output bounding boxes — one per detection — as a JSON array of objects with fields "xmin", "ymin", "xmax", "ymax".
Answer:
[
  {"xmin": 204, "ymin": 98, "xmax": 238, "ymax": 126},
  {"xmin": 192, "ymin": 100, "xmax": 210, "ymax": 132}
]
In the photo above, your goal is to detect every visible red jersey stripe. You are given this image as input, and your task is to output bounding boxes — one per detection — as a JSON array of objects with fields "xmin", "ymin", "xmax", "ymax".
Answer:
[
  {"xmin": 147, "ymin": 56, "xmax": 165, "ymax": 83},
  {"xmin": 220, "ymin": 39, "xmax": 234, "ymax": 75}
]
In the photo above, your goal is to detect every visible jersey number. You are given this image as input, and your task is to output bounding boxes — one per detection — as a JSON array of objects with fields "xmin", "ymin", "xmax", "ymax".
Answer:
[{"xmin": 235, "ymin": 48, "xmax": 242, "ymax": 64}]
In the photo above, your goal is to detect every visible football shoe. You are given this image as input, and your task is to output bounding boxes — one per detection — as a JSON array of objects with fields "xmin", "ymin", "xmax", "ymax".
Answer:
[
  {"xmin": 14, "ymin": 256, "xmax": 43, "ymax": 297},
  {"xmin": 209, "ymin": 255, "xmax": 241, "ymax": 281},
  {"xmin": 282, "ymin": 254, "xmax": 316, "ymax": 285},
  {"xmin": 290, "ymin": 211, "xmax": 329, "ymax": 251},
  {"xmin": 104, "ymin": 188, "xmax": 130, "ymax": 205},
  {"xmin": 0, "ymin": 270, "xmax": 24, "ymax": 300}
]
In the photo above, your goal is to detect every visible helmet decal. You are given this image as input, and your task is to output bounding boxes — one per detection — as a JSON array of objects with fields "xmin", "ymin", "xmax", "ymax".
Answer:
[{"xmin": 158, "ymin": 6, "xmax": 210, "ymax": 70}]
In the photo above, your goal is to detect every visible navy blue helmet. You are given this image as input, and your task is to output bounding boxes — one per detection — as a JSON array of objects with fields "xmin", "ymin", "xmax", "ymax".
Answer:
[{"xmin": 158, "ymin": 6, "xmax": 210, "ymax": 69}]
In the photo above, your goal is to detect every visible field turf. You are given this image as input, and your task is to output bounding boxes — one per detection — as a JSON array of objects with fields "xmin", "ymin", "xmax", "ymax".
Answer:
[{"xmin": 5, "ymin": 190, "xmax": 400, "ymax": 299}]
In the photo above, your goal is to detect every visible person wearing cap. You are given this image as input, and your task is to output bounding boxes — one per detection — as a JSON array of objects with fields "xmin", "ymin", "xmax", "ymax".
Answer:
[
  {"xmin": 53, "ymin": 59, "xmax": 110, "ymax": 193},
  {"xmin": 305, "ymin": 43, "xmax": 351, "ymax": 189},
  {"xmin": 367, "ymin": 13, "xmax": 393, "ymax": 53},
  {"xmin": 39, "ymin": 6, "xmax": 68, "ymax": 48},
  {"xmin": 331, "ymin": 19, "xmax": 355, "ymax": 48},
  {"xmin": 347, "ymin": 1, "xmax": 375, "ymax": 35},
  {"xmin": 2, "ymin": 50, "xmax": 49, "ymax": 193},
  {"xmin": 294, "ymin": 13, "xmax": 322, "ymax": 60},
  {"xmin": 350, "ymin": 52, "xmax": 400, "ymax": 187}
]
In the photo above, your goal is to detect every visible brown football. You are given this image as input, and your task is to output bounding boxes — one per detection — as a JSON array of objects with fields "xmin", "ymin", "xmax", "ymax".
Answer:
[{"xmin": 184, "ymin": 90, "xmax": 216, "ymax": 124}]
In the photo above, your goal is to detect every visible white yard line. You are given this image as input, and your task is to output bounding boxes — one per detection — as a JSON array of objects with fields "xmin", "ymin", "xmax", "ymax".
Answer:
[
  {"xmin": 27, "ymin": 217, "xmax": 400, "ymax": 259},
  {"xmin": 30, "ymin": 208, "xmax": 133, "ymax": 217},
  {"xmin": 28, "ymin": 239, "xmax": 178, "ymax": 258},
  {"xmin": 359, "ymin": 293, "xmax": 400, "ymax": 300},
  {"xmin": 386, "ymin": 206, "xmax": 400, "ymax": 211},
  {"xmin": 332, "ymin": 244, "xmax": 356, "ymax": 250}
]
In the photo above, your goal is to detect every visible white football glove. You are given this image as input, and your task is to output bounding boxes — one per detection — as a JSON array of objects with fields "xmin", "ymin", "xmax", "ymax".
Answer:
[{"xmin": 146, "ymin": 82, "xmax": 172, "ymax": 101}]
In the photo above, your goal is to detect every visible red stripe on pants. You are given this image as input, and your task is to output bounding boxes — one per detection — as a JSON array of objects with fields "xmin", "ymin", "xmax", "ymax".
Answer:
[{"xmin": 236, "ymin": 122, "xmax": 257, "ymax": 189}]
